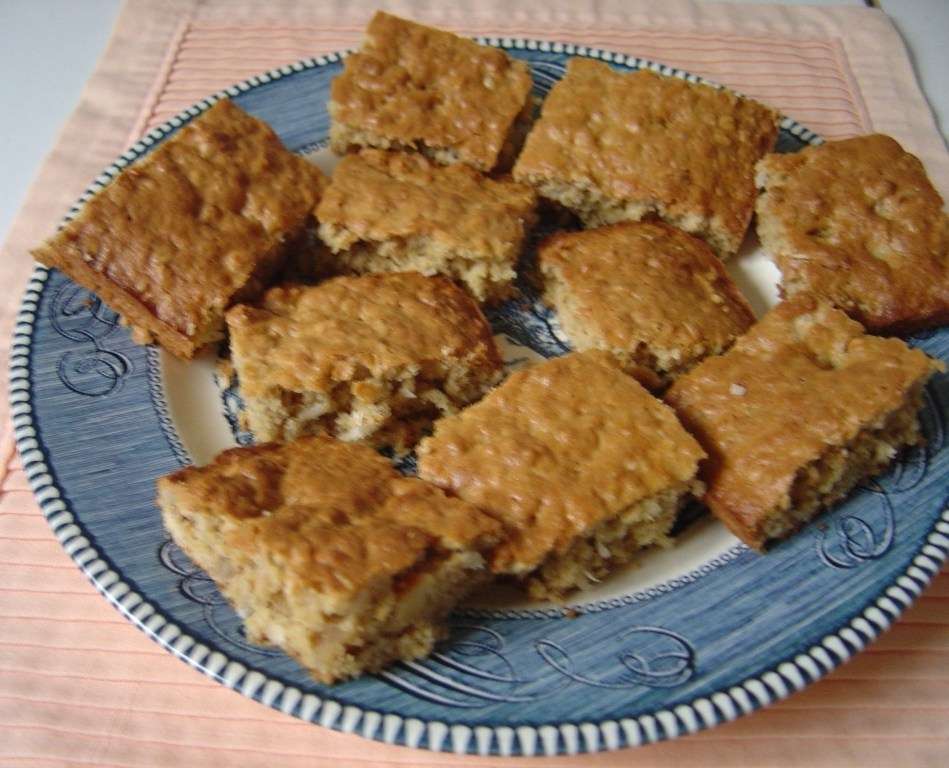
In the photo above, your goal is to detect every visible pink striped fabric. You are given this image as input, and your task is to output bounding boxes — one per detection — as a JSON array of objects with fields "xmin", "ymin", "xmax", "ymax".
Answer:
[
  {"xmin": 137, "ymin": 22, "xmax": 871, "ymax": 140},
  {"xmin": 2, "ymin": 1, "xmax": 948, "ymax": 766}
]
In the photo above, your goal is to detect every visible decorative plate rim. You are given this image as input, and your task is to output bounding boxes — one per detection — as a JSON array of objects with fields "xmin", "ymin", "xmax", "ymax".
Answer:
[{"xmin": 9, "ymin": 39, "xmax": 948, "ymax": 757}]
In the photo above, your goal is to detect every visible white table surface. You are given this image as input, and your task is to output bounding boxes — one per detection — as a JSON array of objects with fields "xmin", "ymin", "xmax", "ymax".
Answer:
[{"xmin": 0, "ymin": 0, "xmax": 946, "ymax": 247}]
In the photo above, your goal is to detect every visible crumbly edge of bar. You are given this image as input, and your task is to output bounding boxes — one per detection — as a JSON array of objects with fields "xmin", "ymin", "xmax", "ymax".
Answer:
[
  {"xmin": 328, "ymin": 93, "xmax": 535, "ymax": 173},
  {"xmin": 520, "ymin": 174, "xmax": 740, "ymax": 259},
  {"xmin": 525, "ymin": 480, "xmax": 700, "ymax": 601},
  {"xmin": 542, "ymin": 267, "xmax": 721, "ymax": 388},
  {"xmin": 159, "ymin": 491, "xmax": 490, "ymax": 684},
  {"xmin": 241, "ymin": 359, "xmax": 502, "ymax": 452},
  {"xmin": 754, "ymin": 166, "xmax": 800, "ymax": 280},
  {"xmin": 756, "ymin": 380, "xmax": 928, "ymax": 547},
  {"xmin": 330, "ymin": 121, "xmax": 474, "ymax": 170},
  {"xmin": 317, "ymin": 225, "xmax": 519, "ymax": 304}
]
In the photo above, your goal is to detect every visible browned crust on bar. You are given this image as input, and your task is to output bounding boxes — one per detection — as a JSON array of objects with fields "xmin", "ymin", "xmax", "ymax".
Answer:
[
  {"xmin": 226, "ymin": 273, "xmax": 503, "ymax": 448},
  {"xmin": 317, "ymin": 149, "xmax": 537, "ymax": 255},
  {"xmin": 417, "ymin": 351, "xmax": 705, "ymax": 579},
  {"xmin": 756, "ymin": 134, "xmax": 949, "ymax": 333},
  {"xmin": 513, "ymin": 60, "xmax": 778, "ymax": 258},
  {"xmin": 227, "ymin": 273, "xmax": 501, "ymax": 397},
  {"xmin": 32, "ymin": 100, "xmax": 327, "ymax": 359},
  {"xmin": 316, "ymin": 149, "xmax": 537, "ymax": 262},
  {"xmin": 157, "ymin": 437, "xmax": 501, "ymax": 594},
  {"xmin": 665, "ymin": 296, "xmax": 942, "ymax": 549},
  {"xmin": 157, "ymin": 436, "xmax": 502, "ymax": 683},
  {"xmin": 329, "ymin": 11, "xmax": 534, "ymax": 172},
  {"xmin": 539, "ymin": 222, "xmax": 756, "ymax": 385},
  {"xmin": 316, "ymin": 149, "xmax": 537, "ymax": 302}
]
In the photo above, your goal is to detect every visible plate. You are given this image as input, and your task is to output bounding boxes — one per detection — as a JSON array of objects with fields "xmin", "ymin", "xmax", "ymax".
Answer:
[{"xmin": 11, "ymin": 40, "xmax": 949, "ymax": 757}]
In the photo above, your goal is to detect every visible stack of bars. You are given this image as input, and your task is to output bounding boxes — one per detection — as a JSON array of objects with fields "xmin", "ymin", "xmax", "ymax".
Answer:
[{"xmin": 30, "ymin": 10, "xmax": 947, "ymax": 685}]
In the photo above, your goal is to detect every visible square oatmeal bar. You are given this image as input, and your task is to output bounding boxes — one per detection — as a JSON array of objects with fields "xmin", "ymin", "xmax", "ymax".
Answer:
[
  {"xmin": 756, "ymin": 134, "xmax": 949, "ymax": 333},
  {"xmin": 226, "ymin": 272, "xmax": 503, "ymax": 451},
  {"xmin": 329, "ymin": 11, "xmax": 534, "ymax": 172},
  {"xmin": 513, "ymin": 59, "xmax": 778, "ymax": 259},
  {"xmin": 418, "ymin": 351, "xmax": 705, "ymax": 600},
  {"xmin": 32, "ymin": 100, "xmax": 327, "ymax": 359},
  {"xmin": 539, "ymin": 222, "xmax": 756, "ymax": 387},
  {"xmin": 665, "ymin": 296, "xmax": 942, "ymax": 550},
  {"xmin": 157, "ymin": 436, "xmax": 502, "ymax": 683},
  {"xmin": 316, "ymin": 149, "xmax": 537, "ymax": 303}
]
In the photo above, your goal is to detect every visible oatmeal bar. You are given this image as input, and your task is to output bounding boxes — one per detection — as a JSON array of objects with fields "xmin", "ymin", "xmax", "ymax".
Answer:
[
  {"xmin": 32, "ymin": 100, "xmax": 327, "ymax": 359},
  {"xmin": 226, "ymin": 272, "xmax": 503, "ymax": 450},
  {"xmin": 513, "ymin": 59, "xmax": 779, "ymax": 259},
  {"xmin": 157, "ymin": 436, "xmax": 502, "ymax": 683},
  {"xmin": 539, "ymin": 222, "xmax": 756, "ymax": 387},
  {"xmin": 316, "ymin": 149, "xmax": 537, "ymax": 303},
  {"xmin": 417, "ymin": 351, "xmax": 705, "ymax": 600},
  {"xmin": 665, "ymin": 296, "xmax": 942, "ymax": 550},
  {"xmin": 755, "ymin": 134, "xmax": 949, "ymax": 333},
  {"xmin": 329, "ymin": 11, "xmax": 534, "ymax": 172}
]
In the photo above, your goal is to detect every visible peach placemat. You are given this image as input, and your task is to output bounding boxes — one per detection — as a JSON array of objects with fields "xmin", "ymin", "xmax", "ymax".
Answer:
[{"xmin": 2, "ymin": 1, "xmax": 948, "ymax": 765}]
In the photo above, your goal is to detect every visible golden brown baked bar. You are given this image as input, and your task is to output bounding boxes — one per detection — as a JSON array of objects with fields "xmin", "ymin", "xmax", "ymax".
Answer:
[
  {"xmin": 539, "ymin": 222, "xmax": 756, "ymax": 387},
  {"xmin": 755, "ymin": 134, "xmax": 949, "ymax": 333},
  {"xmin": 157, "ymin": 436, "xmax": 502, "ymax": 684},
  {"xmin": 316, "ymin": 149, "xmax": 536, "ymax": 303},
  {"xmin": 665, "ymin": 296, "xmax": 942, "ymax": 550},
  {"xmin": 329, "ymin": 11, "xmax": 534, "ymax": 172},
  {"xmin": 226, "ymin": 273, "xmax": 503, "ymax": 451},
  {"xmin": 417, "ymin": 351, "xmax": 705, "ymax": 600},
  {"xmin": 31, "ymin": 100, "xmax": 327, "ymax": 359},
  {"xmin": 513, "ymin": 60, "xmax": 778, "ymax": 259}
]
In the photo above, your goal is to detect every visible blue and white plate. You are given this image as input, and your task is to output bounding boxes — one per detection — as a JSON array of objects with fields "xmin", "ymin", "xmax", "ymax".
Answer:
[{"xmin": 10, "ymin": 41, "xmax": 949, "ymax": 757}]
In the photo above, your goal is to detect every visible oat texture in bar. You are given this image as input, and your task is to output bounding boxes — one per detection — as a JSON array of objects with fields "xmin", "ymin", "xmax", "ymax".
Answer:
[
  {"xmin": 157, "ymin": 436, "xmax": 502, "ymax": 683},
  {"xmin": 539, "ymin": 222, "xmax": 756, "ymax": 387},
  {"xmin": 226, "ymin": 273, "xmax": 503, "ymax": 451},
  {"xmin": 316, "ymin": 149, "xmax": 537, "ymax": 302},
  {"xmin": 329, "ymin": 11, "xmax": 534, "ymax": 172},
  {"xmin": 32, "ymin": 100, "xmax": 327, "ymax": 359},
  {"xmin": 756, "ymin": 133, "xmax": 949, "ymax": 333},
  {"xmin": 513, "ymin": 60, "xmax": 778, "ymax": 259},
  {"xmin": 418, "ymin": 351, "xmax": 705, "ymax": 600},
  {"xmin": 666, "ymin": 296, "xmax": 942, "ymax": 550}
]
